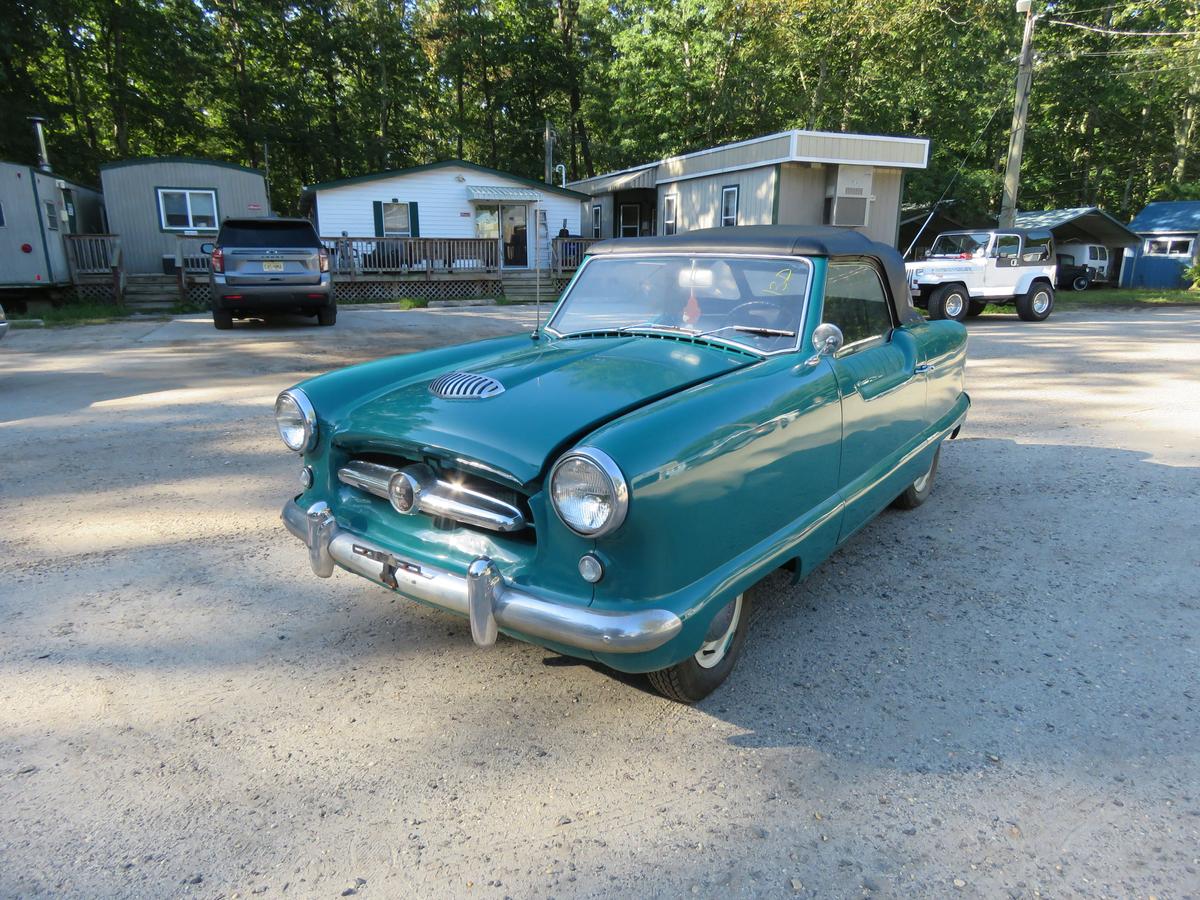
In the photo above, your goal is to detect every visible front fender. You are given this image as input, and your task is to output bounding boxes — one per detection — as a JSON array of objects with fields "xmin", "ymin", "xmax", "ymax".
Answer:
[{"xmin": 576, "ymin": 352, "xmax": 844, "ymax": 670}]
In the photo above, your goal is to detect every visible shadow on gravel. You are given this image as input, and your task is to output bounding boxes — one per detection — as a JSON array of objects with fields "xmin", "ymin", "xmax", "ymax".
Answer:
[{"xmin": 690, "ymin": 438, "xmax": 1199, "ymax": 776}]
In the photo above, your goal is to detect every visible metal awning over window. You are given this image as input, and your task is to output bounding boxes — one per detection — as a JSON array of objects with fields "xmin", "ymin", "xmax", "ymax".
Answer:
[
  {"xmin": 466, "ymin": 185, "xmax": 542, "ymax": 202},
  {"xmin": 569, "ymin": 165, "xmax": 657, "ymax": 195}
]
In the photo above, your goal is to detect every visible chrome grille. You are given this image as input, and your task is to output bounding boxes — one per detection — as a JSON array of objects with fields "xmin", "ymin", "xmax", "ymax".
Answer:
[{"xmin": 429, "ymin": 371, "xmax": 505, "ymax": 400}]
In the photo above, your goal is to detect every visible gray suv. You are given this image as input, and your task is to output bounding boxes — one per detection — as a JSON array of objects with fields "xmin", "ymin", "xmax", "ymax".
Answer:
[{"xmin": 204, "ymin": 217, "xmax": 334, "ymax": 330}]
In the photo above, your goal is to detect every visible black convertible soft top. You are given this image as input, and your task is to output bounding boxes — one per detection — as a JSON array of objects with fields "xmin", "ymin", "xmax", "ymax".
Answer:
[{"xmin": 586, "ymin": 225, "xmax": 920, "ymax": 324}]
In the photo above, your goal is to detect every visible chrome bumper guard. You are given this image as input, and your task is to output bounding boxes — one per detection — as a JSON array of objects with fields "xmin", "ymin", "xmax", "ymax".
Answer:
[{"xmin": 282, "ymin": 500, "xmax": 682, "ymax": 654}]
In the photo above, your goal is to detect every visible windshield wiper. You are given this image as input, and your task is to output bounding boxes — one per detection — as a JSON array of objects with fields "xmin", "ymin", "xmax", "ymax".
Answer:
[{"xmin": 700, "ymin": 324, "xmax": 796, "ymax": 338}]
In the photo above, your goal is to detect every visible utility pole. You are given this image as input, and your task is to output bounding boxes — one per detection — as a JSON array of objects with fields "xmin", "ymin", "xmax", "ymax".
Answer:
[
  {"xmin": 544, "ymin": 120, "xmax": 555, "ymax": 185},
  {"xmin": 999, "ymin": 0, "xmax": 1036, "ymax": 227}
]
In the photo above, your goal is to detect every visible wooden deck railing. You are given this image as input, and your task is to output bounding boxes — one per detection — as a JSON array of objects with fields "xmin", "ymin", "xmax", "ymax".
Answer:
[
  {"xmin": 321, "ymin": 237, "xmax": 501, "ymax": 278},
  {"xmin": 65, "ymin": 234, "xmax": 121, "ymax": 275},
  {"xmin": 65, "ymin": 234, "xmax": 124, "ymax": 300},
  {"xmin": 552, "ymin": 237, "xmax": 599, "ymax": 274}
]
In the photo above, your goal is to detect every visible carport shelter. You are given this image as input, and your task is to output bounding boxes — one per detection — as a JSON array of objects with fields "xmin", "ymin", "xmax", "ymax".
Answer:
[{"xmin": 1013, "ymin": 207, "xmax": 1138, "ymax": 280}]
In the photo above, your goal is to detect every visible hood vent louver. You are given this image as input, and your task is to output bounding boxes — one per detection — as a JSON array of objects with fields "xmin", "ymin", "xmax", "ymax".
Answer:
[{"xmin": 429, "ymin": 371, "xmax": 506, "ymax": 400}]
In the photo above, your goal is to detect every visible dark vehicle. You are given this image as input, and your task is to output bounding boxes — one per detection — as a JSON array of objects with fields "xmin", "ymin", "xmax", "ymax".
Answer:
[
  {"xmin": 203, "ymin": 218, "xmax": 334, "ymax": 330},
  {"xmin": 1056, "ymin": 253, "xmax": 1093, "ymax": 292},
  {"xmin": 0, "ymin": 304, "xmax": 8, "ymax": 343}
]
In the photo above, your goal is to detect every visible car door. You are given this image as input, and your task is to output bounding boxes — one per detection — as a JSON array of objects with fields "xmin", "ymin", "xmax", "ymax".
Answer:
[
  {"xmin": 821, "ymin": 261, "xmax": 928, "ymax": 541},
  {"xmin": 984, "ymin": 233, "xmax": 1022, "ymax": 295}
]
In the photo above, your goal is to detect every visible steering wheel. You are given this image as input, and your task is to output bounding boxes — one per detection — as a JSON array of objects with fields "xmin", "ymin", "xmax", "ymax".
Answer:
[{"xmin": 727, "ymin": 300, "xmax": 788, "ymax": 329}]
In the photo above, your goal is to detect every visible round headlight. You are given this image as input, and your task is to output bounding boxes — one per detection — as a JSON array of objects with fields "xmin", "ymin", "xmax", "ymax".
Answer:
[
  {"xmin": 550, "ymin": 448, "xmax": 629, "ymax": 537},
  {"xmin": 275, "ymin": 389, "xmax": 317, "ymax": 452}
]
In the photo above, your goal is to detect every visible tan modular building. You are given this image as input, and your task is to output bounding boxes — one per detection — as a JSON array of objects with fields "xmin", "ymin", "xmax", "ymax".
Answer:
[
  {"xmin": 100, "ymin": 157, "xmax": 269, "ymax": 274},
  {"xmin": 568, "ymin": 129, "xmax": 930, "ymax": 248}
]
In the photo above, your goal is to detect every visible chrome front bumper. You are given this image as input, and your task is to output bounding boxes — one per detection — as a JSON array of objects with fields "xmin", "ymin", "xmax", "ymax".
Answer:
[{"xmin": 282, "ymin": 500, "xmax": 683, "ymax": 654}]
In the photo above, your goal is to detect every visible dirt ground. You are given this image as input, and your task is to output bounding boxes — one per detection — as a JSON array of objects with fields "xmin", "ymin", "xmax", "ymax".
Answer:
[{"xmin": 1, "ymin": 307, "xmax": 1197, "ymax": 899}]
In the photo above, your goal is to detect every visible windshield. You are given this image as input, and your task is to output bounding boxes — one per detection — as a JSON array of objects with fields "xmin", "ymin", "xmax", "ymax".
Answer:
[
  {"xmin": 548, "ymin": 255, "xmax": 811, "ymax": 354},
  {"xmin": 928, "ymin": 232, "xmax": 992, "ymax": 258},
  {"xmin": 218, "ymin": 220, "xmax": 319, "ymax": 249}
]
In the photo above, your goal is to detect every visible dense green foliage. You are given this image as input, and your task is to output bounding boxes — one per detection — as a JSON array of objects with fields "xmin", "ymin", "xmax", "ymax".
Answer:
[{"xmin": 2, "ymin": 0, "xmax": 1198, "ymax": 219}]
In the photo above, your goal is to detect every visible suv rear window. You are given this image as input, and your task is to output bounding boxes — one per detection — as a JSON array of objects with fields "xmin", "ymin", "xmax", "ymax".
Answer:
[{"xmin": 218, "ymin": 220, "xmax": 319, "ymax": 248}]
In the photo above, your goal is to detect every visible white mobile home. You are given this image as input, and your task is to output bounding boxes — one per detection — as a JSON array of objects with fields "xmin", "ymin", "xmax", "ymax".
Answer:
[
  {"xmin": 569, "ymin": 129, "xmax": 931, "ymax": 248},
  {"xmin": 302, "ymin": 160, "xmax": 589, "ymax": 270},
  {"xmin": 0, "ymin": 161, "xmax": 104, "ymax": 289}
]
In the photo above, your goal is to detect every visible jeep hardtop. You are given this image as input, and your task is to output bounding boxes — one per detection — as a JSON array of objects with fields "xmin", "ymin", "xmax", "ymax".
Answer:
[{"xmin": 906, "ymin": 228, "xmax": 1057, "ymax": 322}]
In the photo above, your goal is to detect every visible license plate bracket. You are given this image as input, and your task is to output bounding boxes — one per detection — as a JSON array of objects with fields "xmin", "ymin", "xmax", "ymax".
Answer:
[{"xmin": 262, "ymin": 260, "xmax": 285, "ymax": 272}]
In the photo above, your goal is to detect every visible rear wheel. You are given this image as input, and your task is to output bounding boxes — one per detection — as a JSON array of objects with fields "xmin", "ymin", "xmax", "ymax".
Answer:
[
  {"xmin": 892, "ymin": 445, "xmax": 940, "ymax": 510},
  {"xmin": 1016, "ymin": 282, "xmax": 1054, "ymax": 321},
  {"xmin": 212, "ymin": 309, "xmax": 233, "ymax": 330},
  {"xmin": 316, "ymin": 305, "xmax": 337, "ymax": 327},
  {"xmin": 928, "ymin": 284, "xmax": 970, "ymax": 322},
  {"xmin": 647, "ymin": 594, "xmax": 748, "ymax": 703},
  {"xmin": 965, "ymin": 299, "xmax": 988, "ymax": 318}
]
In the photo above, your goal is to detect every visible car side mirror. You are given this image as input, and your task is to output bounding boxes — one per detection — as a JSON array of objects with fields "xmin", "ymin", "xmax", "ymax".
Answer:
[
  {"xmin": 812, "ymin": 322, "xmax": 844, "ymax": 356},
  {"xmin": 200, "ymin": 242, "xmax": 215, "ymax": 255}
]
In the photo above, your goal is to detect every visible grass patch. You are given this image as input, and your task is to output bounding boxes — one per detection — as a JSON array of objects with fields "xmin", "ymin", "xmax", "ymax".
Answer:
[
  {"xmin": 977, "ymin": 287, "xmax": 1200, "ymax": 315},
  {"xmin": 1056, "ymin": 287, "xmax": 1200, "ymax": 309},
  {"xmin": 9, "ymin": 301, "xmax": 132, "ymax": 327}
]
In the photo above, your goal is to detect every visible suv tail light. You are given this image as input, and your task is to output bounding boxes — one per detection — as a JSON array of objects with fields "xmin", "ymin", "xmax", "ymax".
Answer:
[
  {"xmin": 211, "ymin": 247, "xmax": 225, "ymax": 274},
  {"xmin": 318, "ymin": 247, "xmax": 330, "ymax": 273}
]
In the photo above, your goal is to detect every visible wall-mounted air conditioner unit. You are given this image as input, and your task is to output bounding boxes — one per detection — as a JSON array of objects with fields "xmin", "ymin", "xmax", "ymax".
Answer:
[{"xmin": 823, "ymin": 165, "xmax": 874, "ymax": 228}]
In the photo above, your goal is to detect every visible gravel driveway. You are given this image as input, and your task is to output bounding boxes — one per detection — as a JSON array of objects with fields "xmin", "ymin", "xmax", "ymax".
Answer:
[{"xmin": 1, "ymin": 307, "xmax": 1197, "ymax": 898}]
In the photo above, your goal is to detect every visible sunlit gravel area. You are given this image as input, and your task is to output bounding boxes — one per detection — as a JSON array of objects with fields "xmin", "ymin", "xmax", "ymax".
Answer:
[{"xmin": 1, "ymin": 306, "xmax": 1197, "ymax": 898}]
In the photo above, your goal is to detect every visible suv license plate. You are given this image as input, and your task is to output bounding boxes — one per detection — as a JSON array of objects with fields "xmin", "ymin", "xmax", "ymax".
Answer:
[{"xmin": 262, "ymin": 260, "xmax": 285, "ymax": 272}]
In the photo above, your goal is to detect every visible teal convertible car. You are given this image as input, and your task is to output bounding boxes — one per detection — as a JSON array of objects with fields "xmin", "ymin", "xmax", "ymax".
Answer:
[{"xmin": 277, "ymin": 226, "xmax": 969, "ymax": 702}]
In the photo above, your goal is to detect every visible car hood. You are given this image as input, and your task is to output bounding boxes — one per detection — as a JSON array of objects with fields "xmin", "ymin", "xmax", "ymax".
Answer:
[{"xmin": 332, "ymin": 336, "xmax": 755, "ymax": 485}]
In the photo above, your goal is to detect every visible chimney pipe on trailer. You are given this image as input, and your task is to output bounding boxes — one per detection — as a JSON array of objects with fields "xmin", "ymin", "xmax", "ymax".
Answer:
[{"xmin": 28, "ymin": 116, "xmax": 51, "ymax": 172}]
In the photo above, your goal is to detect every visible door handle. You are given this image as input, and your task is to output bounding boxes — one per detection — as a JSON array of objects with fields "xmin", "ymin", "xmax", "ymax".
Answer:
[{"xmin": 915, "ymin": 363, "xmax": 934, "ymax": 374}]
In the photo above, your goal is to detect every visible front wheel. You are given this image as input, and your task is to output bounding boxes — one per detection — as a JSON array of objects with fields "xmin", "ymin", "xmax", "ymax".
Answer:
[
  {"xmin": 892, "ymin": 445, "xmax": 940, "ymax": 510},
  {"xmin": 928, "ymin": 284, "xmax": 970, "ymax": 322},
  {"xmin": 1016, "ymin": 282, "xmax": 1054, "ymax": 321},
  {"xmin": 1071, "ymin": 274, "xmax": 1091, "ymax": 292},
  {"xmin": 647, "ymin": 593, "xmax": 748, "ymax": 703}
]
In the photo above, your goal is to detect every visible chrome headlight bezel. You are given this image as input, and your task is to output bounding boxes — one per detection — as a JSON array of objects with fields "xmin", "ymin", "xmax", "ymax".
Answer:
[
  {"xmin": 275, "ymin": 388, "xmax": 317, "ymax": 453},
  {"xmin": 549, "ymin": 447, "xmax": 629, "ymax": 538}
]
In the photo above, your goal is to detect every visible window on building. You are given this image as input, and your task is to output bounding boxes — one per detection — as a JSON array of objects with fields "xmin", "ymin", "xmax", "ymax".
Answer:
[
  {"xmin": 663, "ymin": 195, "xmax": 678, "ymax": 236},
  {"xmin": 1145, "ymin": 237, "xmax": 1194, "ymax": 257},
  {"xmin": 157, "ymin": 189, "xmax": 218, "ymax": 230},
  {"xmin": 45, "ymin": 201, "xmax": 58, "ymax": 231},
  {"xmin": 382, "ymin": 201, "xmax": 411, "ymax": 236},
  {"xmin": 821, "ymin": 263, "xmax": 894, "ymax": 348},
  {"xmin": 720, "ymin": 186, "xmax": 739, "ymax": 227},
  {"xmin": 591, "ymin": 204, "xmax": 601, "ymax": 238}
]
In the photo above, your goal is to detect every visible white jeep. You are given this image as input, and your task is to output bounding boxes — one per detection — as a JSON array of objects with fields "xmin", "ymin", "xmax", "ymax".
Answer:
[{"xmin": 906, "ymin": 229, "xmax": 1057, "ymax": 322}]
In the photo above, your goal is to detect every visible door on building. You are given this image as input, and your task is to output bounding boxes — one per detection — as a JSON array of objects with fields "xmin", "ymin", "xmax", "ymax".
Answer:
[
  {"xmin": 619, "ymin": 203, "xmax": 640, "ymax": 238},
  {"xmin": 475, "ymin": 203, "xmax": 529, "ymax": 268}
]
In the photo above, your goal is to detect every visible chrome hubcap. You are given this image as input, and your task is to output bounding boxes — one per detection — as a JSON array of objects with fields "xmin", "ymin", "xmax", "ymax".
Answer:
[
  {"xmin": 695, "ymin": 595, "xmax": 743, "ymax": 669},
  {"xmin": 1033, "ymin": 291, "xmax": 1051, "ymax": 314},
  {"xmin": 913, "ymin": 455, "xmax": 936, "ymax": 493},
  {"xmin": 944, "ymin": 293, "xmax": 965, "ymax": 318}
]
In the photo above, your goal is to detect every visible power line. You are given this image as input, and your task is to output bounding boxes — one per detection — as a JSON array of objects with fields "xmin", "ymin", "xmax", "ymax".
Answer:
[
  {"xmin": 1046, "ymin": 0, "xmax": 1170, "ymax": 14},
  {"xmin": 1044, "ymin": 17, "xmax": 1200, "ymax": 37}
]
